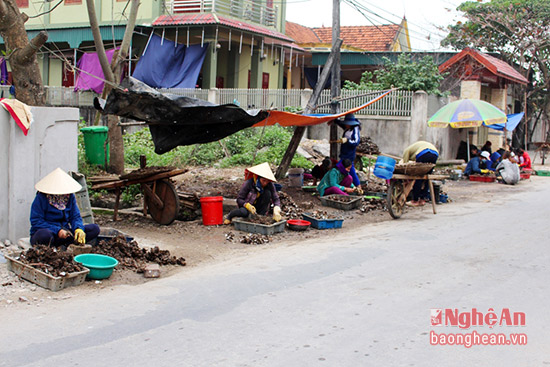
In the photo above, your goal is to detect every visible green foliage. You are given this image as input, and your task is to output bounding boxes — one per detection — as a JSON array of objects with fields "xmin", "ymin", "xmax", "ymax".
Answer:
[
  {"xmin": 121, "ymin": 184, "xmax": 141, "ymax": 205},
  {"xmin": 343, "ymin": 54, "xmax": 447, "ymax": 96},
  {"xmin": 283, "ymin": 106, "xmax": 304, "ymax": 113},
  {"xmin": 442, "ymin": 0, "xmax": 550, "ymax": 56},
  {"xmin": 121, "ymin": 125, "xmax": 313, "ymax": 170}
]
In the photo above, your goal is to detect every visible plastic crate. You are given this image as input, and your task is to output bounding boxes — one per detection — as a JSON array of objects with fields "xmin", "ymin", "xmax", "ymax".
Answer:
[
  {"xmin": 95, "ymin": 227, "xmax": 134, "ymax": 244},
  {"xmin": 520, "ymin": 173, "xmax": 531, "ymax": 180},
  {"xmin": 536, "ymin": 170, "xmax": 550, "ymax": 176},
  {"xmin": 469, "ymin": 175, "xmax": 496, "ymax": 183},
  {"xmin": 320, "ymin": 195, "xmax": 363, "ymax": 210},
  {"xmin": 232, "ymin": 219, "xmax": 286, "ymax": 235},
  {"xmin": 5, "ymin": 253, "xmax": 89, "ymax": 292},
  {"xmin": 302, "ymin": 213, "xmax": 344, "ymax": 230},
  {"xmin": 364, "ymin": 191, "xmax": 387, "ymax": 199}
]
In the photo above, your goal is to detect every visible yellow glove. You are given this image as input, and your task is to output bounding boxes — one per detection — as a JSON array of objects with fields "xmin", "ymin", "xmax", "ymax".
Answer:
[
  {"xmin": 74, "ymin": 228, "xmax": 86, "ymax": 245},
  {"xmin": 273, "ymin": 206, "xmax": 282, "ymax": 222},
  {"xmin": 480, "ymin": 169, "xmax": 489, "ymax": 174},
  {"xmin": 337, "ymin": 137, "xmax": 348, "ymax": 144},
  {"xmin": 355, "ymin": 186, "xmax": 364, "ymax": 195},
  {"xmin": 244, "ymin": 203, "xmax": 257, "ymax": 215}
]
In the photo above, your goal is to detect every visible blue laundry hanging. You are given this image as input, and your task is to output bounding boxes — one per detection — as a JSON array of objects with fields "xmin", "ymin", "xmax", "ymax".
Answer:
[{"xmin": 132, "ymin": 34, "xmax": 208, "ymax": 88}]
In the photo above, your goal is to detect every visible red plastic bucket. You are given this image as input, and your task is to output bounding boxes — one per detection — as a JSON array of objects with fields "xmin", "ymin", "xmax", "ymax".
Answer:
[{"xmin": 200, "ymin": 196, "xmax": 223, "ymax": 225}]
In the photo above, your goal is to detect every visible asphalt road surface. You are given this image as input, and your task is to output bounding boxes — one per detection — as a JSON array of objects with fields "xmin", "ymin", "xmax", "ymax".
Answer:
[{"xmin": 1, "ymin": 178, "xmax": 549, "ymax": 366}]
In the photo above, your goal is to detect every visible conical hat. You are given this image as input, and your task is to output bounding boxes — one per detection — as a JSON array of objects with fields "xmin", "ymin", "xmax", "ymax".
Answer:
[
  {"xmin": 245, "ymin": 162, "xmax": 277, "ymax": 182},
  {"xmin": 35, "ymin": 168, "xmax": 82, "ymax": 195}
]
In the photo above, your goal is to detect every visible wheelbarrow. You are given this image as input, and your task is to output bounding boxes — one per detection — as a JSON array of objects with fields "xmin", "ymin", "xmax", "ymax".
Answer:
[
  {"xmin": 386, "ymin": 163, "xmax": 448, "ymax": 219},
  {"xmin": 91, "ymin": 167, "xmax": 187, "ymax": 225}
]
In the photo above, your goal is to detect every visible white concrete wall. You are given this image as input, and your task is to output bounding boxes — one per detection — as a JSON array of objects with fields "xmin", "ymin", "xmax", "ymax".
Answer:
[
  {"xmin": 1, "ymin": 106, "xmax": 80, "ymax": 242},
  {"xmin": 304, "ymin": 91, "xmax": 461, "ymax": 161}
]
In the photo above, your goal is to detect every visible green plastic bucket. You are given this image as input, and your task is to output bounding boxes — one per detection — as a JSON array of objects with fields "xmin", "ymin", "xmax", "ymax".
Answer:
[
  {"xmin": 80, "ymin": 126, "xmax": 109, "ymax": 166},
  {"xmin": 74, "ymin": 253, "xmax": 118, "ymax": 280}
]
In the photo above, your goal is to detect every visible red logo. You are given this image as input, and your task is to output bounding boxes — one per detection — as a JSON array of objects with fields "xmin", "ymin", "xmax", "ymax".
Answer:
[{"xmin": 431, "ymin": 309, "xmax": 443, "ymax": 326}]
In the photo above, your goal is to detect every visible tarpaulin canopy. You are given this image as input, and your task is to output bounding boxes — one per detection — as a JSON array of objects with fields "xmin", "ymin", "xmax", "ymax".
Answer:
[
  {"xmin": 95, "ymin": 77, "xmax": 393, "ymax": 154},
  {"xmin": 484, "ymin": 112, "xmax": 524, "ymax": 131},
  {"xmin": 74, "ymin": 49, "xmax": 116, "ymax": 94},
  {"xmin": 132, "ymin": 34, "xmax": 208, "ymax": 89}
]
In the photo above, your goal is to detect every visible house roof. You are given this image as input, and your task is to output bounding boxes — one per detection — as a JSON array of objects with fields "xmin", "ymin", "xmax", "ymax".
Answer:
[
  {"xmin": 285, "ymin": 21, "xmax": 321, "ymax": 44},
  {"xmin": 288, "ymin": 23, "xmax": 401, "ymax": 51},
  {"xmin": 154, "ymin": 14, "xmax": 295, "ymax": 43},
  {"xmin": 439, "ymin": 48, "xmax": 528, "ymax": 85}
]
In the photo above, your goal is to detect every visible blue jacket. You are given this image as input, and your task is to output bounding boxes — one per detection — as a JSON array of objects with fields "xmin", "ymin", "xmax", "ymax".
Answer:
[
  {"xmin": 464, "ymin": 157, "xmax": 482, "ymax": 175},
  {"xmin": 337, "ymin": 124, "xmax": 361, "ymax": 161},
  {"xmin": 30, "ymin": 192, "xmax": 84, "ymax": 236}
]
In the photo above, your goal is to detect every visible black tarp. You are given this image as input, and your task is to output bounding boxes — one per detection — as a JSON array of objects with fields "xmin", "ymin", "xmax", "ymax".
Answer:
[{"xmin": 95, "ymin": 77, "xmax": 268, "ymax": 154}]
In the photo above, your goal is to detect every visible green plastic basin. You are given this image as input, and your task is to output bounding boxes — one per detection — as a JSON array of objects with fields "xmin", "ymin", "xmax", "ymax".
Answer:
[{"xmin": 74, "ymin": 254, "xmax": 118, "ymax": 280}]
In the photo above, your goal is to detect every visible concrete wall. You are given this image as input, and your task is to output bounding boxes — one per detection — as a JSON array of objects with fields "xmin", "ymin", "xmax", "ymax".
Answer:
[
  {"xmin": 304, "ymin": 91, "xmax": 461, "ymax": 161},
  {"xmin": 0, "ymin": 107, "xmax": 80, "ymax": 243}
]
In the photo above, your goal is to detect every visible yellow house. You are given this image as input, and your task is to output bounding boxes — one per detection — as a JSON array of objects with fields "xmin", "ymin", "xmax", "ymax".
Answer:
[{"xmin": 1, "ymin": 0, "xmax": 302, "ymax": 89}]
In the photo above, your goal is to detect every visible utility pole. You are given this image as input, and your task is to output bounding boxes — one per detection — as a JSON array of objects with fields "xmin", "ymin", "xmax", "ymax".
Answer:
[
  {"xmin": 330, "ymin": 0, "xmax": 341, "ymax": 161},
  {"xmin": 275, "ymin": 39, "xmax": 343, "ymax": 180}
]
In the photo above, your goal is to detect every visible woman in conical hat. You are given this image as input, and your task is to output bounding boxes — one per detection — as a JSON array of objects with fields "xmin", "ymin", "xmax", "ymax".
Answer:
[
  {"xmin": 224, "ymin": 162, "xmax": 282, "ymax": 224},
  {"xmin": 30, "ymin": 168, "xmax": 100, "ymax": 248},
  {"xmin": 334, "ymin": 113, "xmax": 362, "ymax": 187}
]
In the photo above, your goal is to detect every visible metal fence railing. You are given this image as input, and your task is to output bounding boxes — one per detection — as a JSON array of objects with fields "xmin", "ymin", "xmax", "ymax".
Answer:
[
  {"xmin": 2, "ymin": 86, "xmax": 413, "ymax": 117},
  {"xmin": 315, "ymin": 89, "xmax": 413, "ymax": 116},
  {"xmin": 168, "ymin": 0, "xmax": 278, "ymax": 28},
  {"xmin": 159, "ymin": 88, "xmax": 209, "ymax": 101},
  {"xmin": 216, "ymin": 88, "xmax": 302, "ymax": 109}
]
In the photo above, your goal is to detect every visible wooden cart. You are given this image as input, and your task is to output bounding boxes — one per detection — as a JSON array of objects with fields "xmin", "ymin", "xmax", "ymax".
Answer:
[
  {"xmin": 385, "ymin": 162, "xmax": 448, "ymax": 219},
  {"xmin": 386, "ymin": 173, "xmax": 449, "ymax": 219},
  {"xmin": 91, "ymin": 168, "xmax": 186, "ymax": 225}
]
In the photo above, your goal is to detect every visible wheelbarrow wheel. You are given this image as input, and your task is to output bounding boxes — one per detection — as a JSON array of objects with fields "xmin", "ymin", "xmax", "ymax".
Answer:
[
  {"xmin": 387, "ymin": 180, "xmax": 404, "ymax": 219},
  {"xmin": 145, "ymin": 179, "xmax": 180, "ymax": 225}
]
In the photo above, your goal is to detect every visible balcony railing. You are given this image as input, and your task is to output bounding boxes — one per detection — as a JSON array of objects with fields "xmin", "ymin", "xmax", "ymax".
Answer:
[{"xmin": 168, "ymin": 0, "xmax": 278, "ymax": 28}]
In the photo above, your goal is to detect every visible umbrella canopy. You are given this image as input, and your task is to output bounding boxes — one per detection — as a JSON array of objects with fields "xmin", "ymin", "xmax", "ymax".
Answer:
[
  {"xmin": 484, "ymin": 112, "xmax": 524, "ymax": 131},
  {"xmin": 428, "ymin": 99, "xmax": 507, "ymax": 128}
]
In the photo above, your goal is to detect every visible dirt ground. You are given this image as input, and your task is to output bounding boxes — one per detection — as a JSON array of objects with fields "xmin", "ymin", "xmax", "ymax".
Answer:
[{"xmin": 1, "ymin": 165, "xmax": 546, "ymax": 308}]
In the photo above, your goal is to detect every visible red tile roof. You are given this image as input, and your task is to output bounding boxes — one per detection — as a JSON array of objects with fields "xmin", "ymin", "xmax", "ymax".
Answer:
[
  {"xmin": 314, "ymin": 25, "xmax": 400, "ymax": 51},
  {"xmin": 285, "ymin": 21, "xmax": 321, "ymax": 44},
  {"xmin": 439, "ymin": 48, "xmax": 528, "ymax": 85},
  {"xmin": 286, "ymin": 23, "xmax": 400, "ymax": 51},
  {"xmin": 154, "ymin": 14, "xmax": 294, "ymax": 43}
]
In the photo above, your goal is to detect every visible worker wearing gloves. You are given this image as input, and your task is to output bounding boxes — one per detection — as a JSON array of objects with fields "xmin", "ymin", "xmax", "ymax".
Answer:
[
  {"xmin": 464, "ymin": 150, "xmax": 491, "ymax": 176},
  {"xmin": 317, "ymin": 159, "xmax": 362, "ymax": 196},
  {"xmin": 402, "ymin": 141, "xmax": 439, "ymax": 206},
  {"xmin": 30, "ymin": 168, "xmax": 100, "ymax": 248},
  {"xmin": 333, "ymin": 114, "xmax": 362, "ymax": 187},
  {"xmin": 224, "ymin": 162, "xmax": 282, "ymax": 224}
]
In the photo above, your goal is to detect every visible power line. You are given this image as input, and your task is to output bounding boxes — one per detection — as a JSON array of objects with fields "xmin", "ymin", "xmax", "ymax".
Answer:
[
  {"xmin": 342, "ymin": 0, "xmax": 450, "ymax": 52},
  {"xmin": 344, "ymin": 0, "xmax": 449, "ymax": 43},
  {"xmin": 344, "ymin": 0, "xmax": 458, "ymax": 51}
]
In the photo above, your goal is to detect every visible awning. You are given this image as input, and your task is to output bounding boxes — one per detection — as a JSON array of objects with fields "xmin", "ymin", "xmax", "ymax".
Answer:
[
  {"xmin": 484, "ymin": 112, "xmax": 524, "ymax": 131},
  {"xmin": 153, "ymin": 13, "xmax": 296, "ymax": 44},
  {"xmin": 96, "ymin": 77, "xmax": 393, "ymax": 154}
]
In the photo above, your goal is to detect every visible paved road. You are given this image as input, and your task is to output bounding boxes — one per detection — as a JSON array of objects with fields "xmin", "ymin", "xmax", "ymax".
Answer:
[{"xmin": 2, "ymin": 178, "xmax": 549, "ymax": 366}]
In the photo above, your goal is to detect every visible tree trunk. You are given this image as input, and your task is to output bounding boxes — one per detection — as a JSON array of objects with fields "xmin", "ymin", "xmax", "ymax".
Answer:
[
  {"xmin": 85, "ymin": 0, "xmax": 140, "ymax": 174},
  {"xmin": 0, "ymin": 0, "xmax": 47, "ymax": 105}
]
